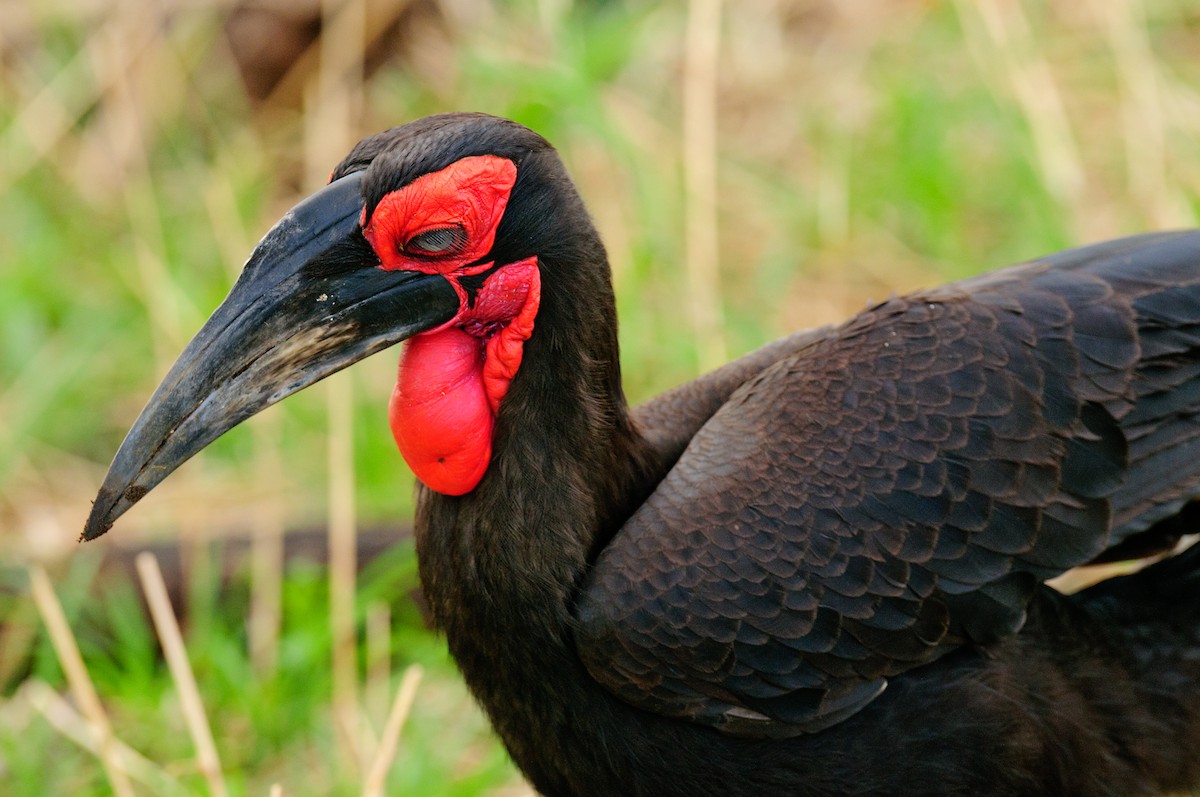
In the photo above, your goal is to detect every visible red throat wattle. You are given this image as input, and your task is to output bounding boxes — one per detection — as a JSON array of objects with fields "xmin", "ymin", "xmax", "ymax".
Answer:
[
  {"xmin": 360, "ymin": 155, "xmax": 541, "ymax": 495},
  {"xmin": 389, "ymin": 259, "xmax": 540, "ymax": 495}
]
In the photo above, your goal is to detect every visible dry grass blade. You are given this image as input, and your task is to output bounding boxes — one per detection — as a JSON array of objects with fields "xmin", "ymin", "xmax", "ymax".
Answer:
[
  {"xmin": 1094, "ymin": 0, "xmax": 1196, "ymax": 229},
  {"xmin": 956, "ymin": 0, "xmax": 1087, "ymax": 236},
  {"xmin": 365, "ymin": 600, "xmax": 392, "ymax": 733},
  {"xmin": 135, "ymin": 552, "xmax": 231, "ymax": 797},
  {"xmin": 249, "ymin": 420, "xmax": 286, "ymax": 676},
  {"xmin": 22, "ymin": 678, "xmax": 186, "ymax": 796},
  {"xmin": 27, "ymin": 565, "xmax": 137, "ymax": 797},
  {"xmin": 326, "ymin": 370, "xmax": 363, "ymax": 767},
  {"xmin": 0, "ymin": 13, "xmax": 156, "ymax": 192},
  {"xmin": 683, "ymin": 0, "xmax": 726, "ymax": 373},
  {"xmin": 90, "ymin": 11, "xmax": 200, "ymax": 362},
  {"xmin": 361, "ymin": 664, "xmax": 424, "ymax": 797}
]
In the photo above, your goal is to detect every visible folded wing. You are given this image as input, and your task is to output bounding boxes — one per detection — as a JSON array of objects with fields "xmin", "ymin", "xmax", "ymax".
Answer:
[{"xmin": 576, "ymin": 232, "xmax": 1200, "ymax": 736}]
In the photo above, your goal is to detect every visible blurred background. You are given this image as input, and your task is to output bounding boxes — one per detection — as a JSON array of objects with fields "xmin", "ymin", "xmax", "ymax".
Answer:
[{"xmin": 3, "ymin": 0, "xmax": 1200, "ymax": 794}]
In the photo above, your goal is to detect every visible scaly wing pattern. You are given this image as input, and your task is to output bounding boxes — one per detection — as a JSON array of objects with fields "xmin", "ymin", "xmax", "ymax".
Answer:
[{"xmin": 576, "ymin": 232, "xmax": 1200, "ymax": 737}]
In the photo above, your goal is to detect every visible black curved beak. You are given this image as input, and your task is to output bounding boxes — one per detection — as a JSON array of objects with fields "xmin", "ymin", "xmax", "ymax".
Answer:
[{"xmin": 82, "ymin": 172, "xmax": 460, "ymax": 540}]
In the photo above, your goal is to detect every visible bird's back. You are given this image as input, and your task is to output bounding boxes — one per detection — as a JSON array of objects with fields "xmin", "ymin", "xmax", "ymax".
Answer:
[{"xmin": 585, "ymin": 231, "xmax": 1200, "ymax": 741}]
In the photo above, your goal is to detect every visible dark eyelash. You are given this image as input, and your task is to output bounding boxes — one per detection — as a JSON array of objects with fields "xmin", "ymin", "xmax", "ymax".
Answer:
[{"xmin": 403, "ymin": 225, "xmax": 468, "ymax": 256}]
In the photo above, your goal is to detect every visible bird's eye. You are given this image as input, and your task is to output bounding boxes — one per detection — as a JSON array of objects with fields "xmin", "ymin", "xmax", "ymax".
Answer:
[{"xmin": 403, "ymin": 225, "xmax": 468, "ymax": 256}]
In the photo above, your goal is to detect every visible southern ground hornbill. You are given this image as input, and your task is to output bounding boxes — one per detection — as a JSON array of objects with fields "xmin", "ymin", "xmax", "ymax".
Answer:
[{"xmin": 84, "ymin": 113, "xmax": 1200, "ymax": 796}]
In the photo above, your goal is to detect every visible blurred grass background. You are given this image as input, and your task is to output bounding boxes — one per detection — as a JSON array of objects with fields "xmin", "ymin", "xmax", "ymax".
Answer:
[{"xmin": 2, "ymin": 0, "xmax": 1200, "ymax": 794}]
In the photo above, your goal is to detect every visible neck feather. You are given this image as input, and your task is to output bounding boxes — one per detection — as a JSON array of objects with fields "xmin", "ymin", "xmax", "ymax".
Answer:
[{"xmin": 411, "ymin": 244, "xmax": 663, "ymax": 787}]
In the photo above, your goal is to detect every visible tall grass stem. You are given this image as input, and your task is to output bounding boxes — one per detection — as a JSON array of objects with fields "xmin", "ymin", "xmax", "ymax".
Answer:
[
  {"xmin": 135, "ymin": 552, "xmax": 231, "ymax": 797},
  {"xmin": 28, "ymin": 565, "xmax": 137, "ymax": 797}
]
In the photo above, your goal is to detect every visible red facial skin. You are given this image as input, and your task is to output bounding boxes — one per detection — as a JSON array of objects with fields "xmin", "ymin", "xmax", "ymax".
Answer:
[{"xmin": 361, "ymin": 155, "xmax": 541, "ymax": 495}]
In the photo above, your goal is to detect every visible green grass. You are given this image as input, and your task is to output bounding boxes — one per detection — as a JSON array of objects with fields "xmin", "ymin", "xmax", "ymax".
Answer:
[
  {"xmin": 3, "ymin": 0, "xmax": 1200, "ymax": 794},
  {"xmin": 4, "ymin": 546, "xmax": 519, "ymax": 795}
]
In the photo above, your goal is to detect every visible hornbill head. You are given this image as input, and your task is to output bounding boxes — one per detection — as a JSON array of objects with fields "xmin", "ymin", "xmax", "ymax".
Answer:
[{"xmin": 84, "ymin": 113, "xmax": 600, "ymax": 540}]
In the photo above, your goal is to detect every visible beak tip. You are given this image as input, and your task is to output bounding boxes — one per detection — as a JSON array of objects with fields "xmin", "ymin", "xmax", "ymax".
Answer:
[
  {"xmin": 80, "ymin": 512, "xmax": 112, "ymax": 542},
  {"xmin": 81, "ymin": 485, "xmax": 139, "ymax": 542},
  {"xmin": 79, "ymin": 522, "xmax": 109, "ymax": 543}
]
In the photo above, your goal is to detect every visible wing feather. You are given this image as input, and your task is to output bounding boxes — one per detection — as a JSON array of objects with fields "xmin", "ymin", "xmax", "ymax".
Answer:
[{"xmin": 577, "ymin": 232, "xmax": 1200, "ymax": 737}]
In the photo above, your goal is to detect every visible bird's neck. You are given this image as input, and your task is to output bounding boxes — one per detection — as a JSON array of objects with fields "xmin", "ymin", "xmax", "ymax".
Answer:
[
  {"xmin": 416, "ymin": 266, "xmax": 656, "ymax": 630},
  {"xmin": 411, "ymin": 253, "xmax": 665, "ymax": 790}
]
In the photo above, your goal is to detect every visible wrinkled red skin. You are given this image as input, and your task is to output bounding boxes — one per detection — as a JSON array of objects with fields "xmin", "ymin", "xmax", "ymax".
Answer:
[
  {"xmin": 390, "ymin": 328, "xmax": 491, "ymax": 494},
  {"xmin": 390, "ymin": 260, "xmax": 540, "ymax": 494},
  {"xmin": 361, "ymin": 155, "xmax": 540, "ymax": 495},
  {"xmin": 362, "ymin": 155, "xmax": 516, "ymax": 276}
]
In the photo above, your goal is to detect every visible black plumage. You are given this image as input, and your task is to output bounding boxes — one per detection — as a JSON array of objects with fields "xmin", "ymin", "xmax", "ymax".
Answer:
[
  {"xmin": 86, "ymin": 114, "xmax": 1200, "ymax": 796},
  {"xmin": 578, "ymin": 237, "xmax": 1200, "ymax": 741}
]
